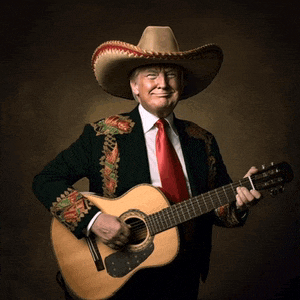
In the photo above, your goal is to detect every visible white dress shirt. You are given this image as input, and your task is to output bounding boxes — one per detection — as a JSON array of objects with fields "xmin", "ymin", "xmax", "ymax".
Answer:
[{"xmin": 138, "ymin": 104, "xmax": 192, "ymax": 195}]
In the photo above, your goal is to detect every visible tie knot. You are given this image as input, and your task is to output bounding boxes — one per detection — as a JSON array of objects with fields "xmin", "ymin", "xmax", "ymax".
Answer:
[{"xmin": 155, "ymin": 119, "xmax": 168, "ymax": 130}]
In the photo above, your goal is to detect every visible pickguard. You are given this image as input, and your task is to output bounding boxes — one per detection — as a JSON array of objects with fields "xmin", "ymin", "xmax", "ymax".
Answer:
[{"xmin": 105, "ymin": 242, "xmax": 154, "ymax": 277}]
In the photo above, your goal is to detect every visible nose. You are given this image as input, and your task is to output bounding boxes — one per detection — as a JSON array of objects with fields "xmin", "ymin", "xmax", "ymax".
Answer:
[{"xmin": 156, "ymin": 73, "xmax": 169, "ymax": 89}]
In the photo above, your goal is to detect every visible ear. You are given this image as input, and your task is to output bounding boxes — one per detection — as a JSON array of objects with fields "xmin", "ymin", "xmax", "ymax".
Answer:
[{"xmin": 130, "ymin": 80, "xmax": 139, "ymax": 96}]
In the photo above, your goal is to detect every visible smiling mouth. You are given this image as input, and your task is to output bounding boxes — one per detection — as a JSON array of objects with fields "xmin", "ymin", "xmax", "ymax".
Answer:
[{"xmin": 152, "ymin": 93, "xmax": 172, "ymax": 97}]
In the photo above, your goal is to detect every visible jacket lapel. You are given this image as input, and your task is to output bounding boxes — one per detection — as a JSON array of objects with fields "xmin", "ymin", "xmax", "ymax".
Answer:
[{"xmin": 116, "ymin": 106, "xmax": 151, "ymax": 196}]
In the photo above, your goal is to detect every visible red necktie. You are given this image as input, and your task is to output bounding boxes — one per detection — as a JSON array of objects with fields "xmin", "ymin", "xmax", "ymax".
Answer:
[{"xmin": 155, "ymin": 119, "xmax": 189, "ymax": 203}]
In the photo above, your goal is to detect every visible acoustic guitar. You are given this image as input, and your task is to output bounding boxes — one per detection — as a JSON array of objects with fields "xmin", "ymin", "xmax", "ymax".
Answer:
[{"xmin": 51, "ymin": 162, "xmax": 293, "ymax": 299}]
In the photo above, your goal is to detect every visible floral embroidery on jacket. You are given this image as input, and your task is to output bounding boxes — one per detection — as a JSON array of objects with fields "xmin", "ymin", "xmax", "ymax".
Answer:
[
  {"xmin": 92, "ymin": 115, "xmax": 135, "ymax": 198},
  {"xmin": 50, "ymin": 188, "xmax": 94, "ymax": 231},
  {"xmin": 92, "ymin": 115, "xmax": 134, "ymax": 136},
  {"xmin": 100, "ymin": 135, "xmax": 120, "ymax": 197}
]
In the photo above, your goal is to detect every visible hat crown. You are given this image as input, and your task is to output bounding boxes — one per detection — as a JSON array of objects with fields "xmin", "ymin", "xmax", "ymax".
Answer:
[{"xmin": 137, "ymin": 26, "xmax": 179, "ymax": 52}]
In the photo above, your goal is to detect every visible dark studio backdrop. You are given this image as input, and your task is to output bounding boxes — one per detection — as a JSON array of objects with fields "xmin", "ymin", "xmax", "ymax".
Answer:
[{"xmin": 1, "ymin": 0, "xmax": 299, "ymax": 299}]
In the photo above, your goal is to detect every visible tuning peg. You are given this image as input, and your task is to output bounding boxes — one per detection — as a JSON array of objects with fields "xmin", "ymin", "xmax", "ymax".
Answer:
[
  {"xmin": 262, "ymin": 164, "xmax": 266, "ymax": 169},
  {"xmin": 269, "ymin": 186, "xmax": 284, "ymax": 197},
  {"xmin": 270, "ymin": 188, "xmax": 278, "ymax": 197},
  {"xmin": 271, "ymin": 162, "xmax": 274, "ymax": 166}
]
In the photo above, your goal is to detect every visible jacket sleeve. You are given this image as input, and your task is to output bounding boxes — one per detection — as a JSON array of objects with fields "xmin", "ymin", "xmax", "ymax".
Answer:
[
  {"xmin": 209, "ymin": 136, "xmax": 249, "ymax": 228},
  {"xmin": 32, "ymin": 124, "xmax": 100, "ymax": 238}
]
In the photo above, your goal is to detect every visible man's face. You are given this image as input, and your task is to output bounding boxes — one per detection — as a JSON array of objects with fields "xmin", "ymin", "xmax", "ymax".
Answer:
[{"xmin": 130, "ymin": 65, "xmax": 183, "ymax": 118}]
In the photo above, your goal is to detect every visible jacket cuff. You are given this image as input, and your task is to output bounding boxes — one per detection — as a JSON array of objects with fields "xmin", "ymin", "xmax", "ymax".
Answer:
[
  {"xmin": 215, "ymin": 202, "xmax": 249, "ymax": 227},
  {"xmin": 50, "ymin": 188, "xmax": 100, "ymax": 239}
]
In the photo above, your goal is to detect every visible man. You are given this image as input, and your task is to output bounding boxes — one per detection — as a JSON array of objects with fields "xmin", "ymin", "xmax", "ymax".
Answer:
[{"xmin": 33, "ymin": 26, "xmax": 261, "ymax": 300}]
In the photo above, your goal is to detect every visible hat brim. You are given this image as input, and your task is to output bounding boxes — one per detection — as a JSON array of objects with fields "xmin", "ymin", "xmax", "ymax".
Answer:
[{"xmin": 92, "ymin": 41, "xmax": 223, "ymax": 100}]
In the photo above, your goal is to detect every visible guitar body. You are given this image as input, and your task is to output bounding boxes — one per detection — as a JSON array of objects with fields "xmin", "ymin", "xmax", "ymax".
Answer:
[{"xmin": 51, "ymin": 184, "xmax": 179, "ymax": 300}]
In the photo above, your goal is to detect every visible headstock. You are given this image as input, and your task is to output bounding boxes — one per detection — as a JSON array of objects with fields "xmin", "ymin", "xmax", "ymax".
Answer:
[{"xmin": 251, "ymin": 162, "xmax": 294, "ymax": 196}]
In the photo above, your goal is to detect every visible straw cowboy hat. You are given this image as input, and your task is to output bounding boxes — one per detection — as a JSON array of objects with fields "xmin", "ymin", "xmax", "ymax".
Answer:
[{"xmin": 92, "ymin": 26, "xmax": 223, "ymax": 100}]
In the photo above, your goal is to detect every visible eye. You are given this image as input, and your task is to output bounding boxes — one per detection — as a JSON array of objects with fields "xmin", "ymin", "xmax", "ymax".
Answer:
[
  {"xmin": 146, "ymin": 73, "xmax": 158, "ymax": 79},
  {"xmin": 166, "ymin": 72, "xmax": 177, "ymax": 78}
]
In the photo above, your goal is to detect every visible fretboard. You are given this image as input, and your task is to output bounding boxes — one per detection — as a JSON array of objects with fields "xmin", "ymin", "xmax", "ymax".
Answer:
[{"xmin": 146, "ymin": 178, "xmax": 252, "ymax": 235}]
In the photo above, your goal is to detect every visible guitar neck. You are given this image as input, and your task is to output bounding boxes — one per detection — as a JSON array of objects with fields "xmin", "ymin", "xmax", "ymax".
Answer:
[{"xmin": 146, "ymin": 178, "xmax": 252, "ymax": 235}]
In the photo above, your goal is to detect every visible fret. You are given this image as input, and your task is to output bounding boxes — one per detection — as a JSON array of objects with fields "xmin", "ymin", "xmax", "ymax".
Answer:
[
  {"xmin": 162, "ymin": 209, "xmax": 171, "ymax": 228},
  {"xmin": 184, "ymin": 200, "xmax": 192, "ymax": 220},
  {"xmin": 215, "ymin": 189, "xmax": 222, "ymax": 206},
  {"xmin": 155, "ymin": 211, "xmax": 164, "ymax": 231},
  {"xmin": 205, "ymin": 193, "xmax": 214, "ymax": 211},
  {"xmin": 145, "ymin": 216, "xmax": 154, "ymax": 236},
  {"xmin": 152, "ymin": 211, "xmax": 162, "ymax": 233},
  {"xmin": 201, "ymin": 194, "xmax": 208, "ymax": 212},
  {"xmin": 222, "ymin": 185, "xmax": 231, "ymax": 205},
  {"xmin": 201, "ymin": 194, "xmax": 209, "ymax": 212},
  {"xmin": 174, "ymin": 205, "xmax": 182, "ymax": 226},
  {"xmin": 149, "ymin": 217, "xmax": 157, "ymax": 236},
  {"xmin": 238, "ymin": 178, "xmax": 252, "ymax": 191},
  {"xmin": 190, "ymin": 198, "xmax": 199, "ymax": 217},
  {"xmin": 191, "ymin": 198, "xmax": 200, "ymax": 216},
  {"xmin": 190, "ymin": 200, "xmax": 198, "ymax": 218},
  {"xmin": 157, "ymin": 210, "xmax": 168, "ymax": 231},
  {"xmin": 230, "ymin": 183, "xmax": 237, "ymax": 198},
  {"xmin": 208, "ymin": 191, "xmax": 214, "ymax": 207},
  {"xmin": 153, "ymin": 213, "xmax": 160, "ymax": 233},
  {"xmin": 168, "ymin": 208, "xmax": 176, "ymax": 227},
  {"xmin": 174, "ymin": 203, "xmax": 184, "ymax": 224},
  {"xmin": 148, "ymin": 214, "xmax": 158, "ymax": 235},
  {"xmin": 194, "ymin": 195, "xmax": 204, "ymax": 215}
]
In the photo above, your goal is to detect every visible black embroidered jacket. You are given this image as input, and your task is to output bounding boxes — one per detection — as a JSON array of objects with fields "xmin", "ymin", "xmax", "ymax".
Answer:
[{"xmin": 33, "ymin": 106, "xmax": 247, "ymax": 282}]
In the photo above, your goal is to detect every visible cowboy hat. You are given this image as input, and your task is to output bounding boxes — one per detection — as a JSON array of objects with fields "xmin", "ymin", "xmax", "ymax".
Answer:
[{"xmin": 92, "ymin": 26, "xmax": 223, "ymax": 100}]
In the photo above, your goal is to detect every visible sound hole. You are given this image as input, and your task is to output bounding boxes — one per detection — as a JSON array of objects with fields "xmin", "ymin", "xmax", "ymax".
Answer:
[{"xmin": 125, "ymin": 217, "xmax": 148, "ymax": 245}]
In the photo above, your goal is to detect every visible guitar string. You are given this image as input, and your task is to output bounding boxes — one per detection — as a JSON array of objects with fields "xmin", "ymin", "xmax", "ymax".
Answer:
[
  {"xmin": 147, "ymin": 180, "xmax": 252, "ymax": 233},
  {"xmin": 126, "ymin": 179, "xmax": 252, "ymax": 238},
  {"xmin": 127, "ymin": 178, "xmax": 254, "ymax": 234},
  {"xmin": 128, "ymin": 169, "xmax": 283, "ymax": 240},
  {"xmin": 120, "ymin": 170, "xmax": 281, "ymax": 240},
  {"xmin": 126, "ymin": 172, "xmax": 269, "ymax": 237},
  {"xmin": 128, "ymin": 184, "xmax": 237, "ymax": 241},
  {"xmin": 127, "ymin": 179, "xmax": 249, "ymax": 232},
  {"xmin": 125, "ymin": 181, "xmax": 258, "ymax": 241}
]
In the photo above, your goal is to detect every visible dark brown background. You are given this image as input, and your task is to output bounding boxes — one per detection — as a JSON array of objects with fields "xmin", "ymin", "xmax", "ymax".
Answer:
[{"xmin": 1, "ymin": 0, "xmax": 299, "ymax": 299}]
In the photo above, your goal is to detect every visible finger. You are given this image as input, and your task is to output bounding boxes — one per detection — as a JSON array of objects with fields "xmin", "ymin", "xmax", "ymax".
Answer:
[
  {"xmin": 107, "ymin": 243, "xmax": 119, "ymax": 250},
  {"xmin": 236, "ymin": 187, "xmax": 262, "ymax": 209},
  {"xmin": 114, "ymin": 240, "xmax": 126, "ymax": 248},
  {"xmin": 236, "ymin": 194, "xmax": 252, "ymax": 210},
  {"xmin": 107, "ymin": 240, "xmax": 126, "ymax": 250},
  {"xmin": 236, "ymin": 187, "xmax": 253, "ymax": 209},
  {"xmin": 109, "ymin": 228, "xmax": 129, "ymax": 244},
  {"xmin": 120, "ymin": 222, "xmax": 131, "ymax": 237},
  {"xmin": 235, "ymin": 193, "xmax": 244, "ymax": 208},
  {"xmin": 237, "ymin": 187, "xmax": 255, "ymax": 201},
  {"xmin": 243, "ymin": 166, "xmax": 258, "ymax": 178},
  {"xmin": 250, "ymin": 189, "xmax": 261, "ymax": 200},
  {"xmin": 118, "ymin": 234, "xmax": 129, "ymax": 244}
]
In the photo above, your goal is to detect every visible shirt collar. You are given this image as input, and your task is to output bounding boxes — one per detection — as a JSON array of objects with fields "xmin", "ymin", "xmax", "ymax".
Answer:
[{"xmin": 138, "ymin": 104, "xmax": 178, "ymax": 135}]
